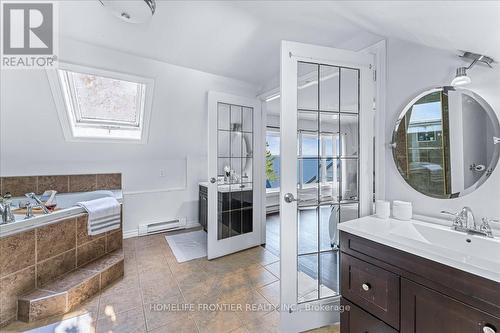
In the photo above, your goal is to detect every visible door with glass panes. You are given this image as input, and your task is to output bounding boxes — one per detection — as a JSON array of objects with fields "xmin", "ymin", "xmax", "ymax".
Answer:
[
  {"xmin": 280, "ymin": 41, "xmax": 374, "ymax": 332},
  {"xmin": 207, "ymin": 92, "xmax": 263, "ymax": 260}
]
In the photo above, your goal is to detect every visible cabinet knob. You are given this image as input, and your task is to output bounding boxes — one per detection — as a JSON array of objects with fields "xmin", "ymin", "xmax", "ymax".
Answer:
[
  {"xmin": 362, "ymin": 283, "xmax": 371, "ymax": 291},
  {"xmin": 483, "ymin": 325, "xmax": 496, "ymax": 333},
  {"xmin": 209, "ymin": 177, "xmax": 217, "ymax": 184}
]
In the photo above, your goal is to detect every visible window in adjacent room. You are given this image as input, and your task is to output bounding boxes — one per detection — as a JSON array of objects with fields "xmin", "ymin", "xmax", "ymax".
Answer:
[{"xmin": 266, "ymin": 128, "xmax": 280, "ymax": 189}]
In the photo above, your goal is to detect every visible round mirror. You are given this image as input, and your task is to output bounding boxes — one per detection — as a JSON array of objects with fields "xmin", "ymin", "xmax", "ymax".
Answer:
[{"xmin": 392, "ymin": 87, "xmax": 500, "ymax": 198}]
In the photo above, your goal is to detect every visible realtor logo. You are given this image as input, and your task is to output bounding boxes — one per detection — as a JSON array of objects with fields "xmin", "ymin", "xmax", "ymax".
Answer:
[{"xmin": 1, "ymin": 1, "xmax": 58, "ymax": 68}]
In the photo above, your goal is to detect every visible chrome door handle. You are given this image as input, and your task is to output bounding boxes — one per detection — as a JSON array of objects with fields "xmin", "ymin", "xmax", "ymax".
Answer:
[
  {"xmin": 209, "ymin": 177, "xmax": 216, "ymax": 184},
  {"xmin": 284, "ymin": 193, "xmax": 298, "ymax": 203},
  {"xmin": 362, "ymin": 283, "xmax": 371, "ymax": 291}
]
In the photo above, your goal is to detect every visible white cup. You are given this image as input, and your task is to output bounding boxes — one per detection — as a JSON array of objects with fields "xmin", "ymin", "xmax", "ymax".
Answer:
[
  {"xmin": 392, "ymin": 200, "xmax": 413, "ymax": 221},
  {"xmin": 375, "ymin": 200, "xmax": 390, "ymax": 219}
]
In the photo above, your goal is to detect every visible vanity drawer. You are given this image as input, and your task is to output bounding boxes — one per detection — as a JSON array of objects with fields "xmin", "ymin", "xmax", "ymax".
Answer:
[
  {"xmin": 401, "ymin": 278, "xmax": 500, "ymax": 333},
  {"xmin": 341, "ymin": 253, "xmax": 400, "ymax": 329},
  {"xmin": 341, "ymin": 299, "xmax": 398, "ymax": 333}
]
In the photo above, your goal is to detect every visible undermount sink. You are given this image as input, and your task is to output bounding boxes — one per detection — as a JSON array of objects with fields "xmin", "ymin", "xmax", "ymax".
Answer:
[{"xmin": 338, "ymin": 216, "xmax": 500, "ymax": 283}]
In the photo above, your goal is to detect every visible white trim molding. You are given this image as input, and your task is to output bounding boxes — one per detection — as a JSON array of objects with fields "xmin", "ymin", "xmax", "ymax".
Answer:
[{"xmin": 360, "ymin": 40, "xmax": 387, "ymax": 201}]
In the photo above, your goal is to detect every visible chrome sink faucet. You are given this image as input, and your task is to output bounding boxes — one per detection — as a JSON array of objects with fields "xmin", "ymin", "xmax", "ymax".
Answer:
[
  {"xmin": 461, "ymin": 206, "xmax": 476, "ymax": 230},
  {"xmin": 441, "ymin": 207, "xmax": 494, "ymax": 238}
]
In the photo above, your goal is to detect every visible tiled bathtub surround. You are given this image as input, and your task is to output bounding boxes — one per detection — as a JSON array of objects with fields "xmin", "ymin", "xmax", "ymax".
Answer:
[
  {"xmin": 0, "ymin": 213, "xmax": 123, "ymax": 327},
  {"xmin": 0, "ymin": 173, "xmax": 121, "ymax": 197}
]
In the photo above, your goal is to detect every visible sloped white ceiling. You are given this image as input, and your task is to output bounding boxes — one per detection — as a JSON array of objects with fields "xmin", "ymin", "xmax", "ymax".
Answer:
[
  {"xmin": 59, "ymin": 1, "xmax": 500, "ymax": 86},
  {"xmin": 336, "ymin": 1, "xmax": 500, "ymax": 63}
]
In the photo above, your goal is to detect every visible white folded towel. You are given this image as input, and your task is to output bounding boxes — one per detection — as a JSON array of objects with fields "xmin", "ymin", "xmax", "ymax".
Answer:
[{"xmin": 77, "ymin": 197, "xmax": 121, "ymax": 236}]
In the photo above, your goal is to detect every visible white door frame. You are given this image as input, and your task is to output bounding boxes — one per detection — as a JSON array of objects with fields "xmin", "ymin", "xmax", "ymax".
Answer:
[
  {"xmin": 279, "ymin": 41, "xmax": 375, "ymax": 332},
  {"xmin": 363, "ymin": 40, "xmax": 387, "ymax": 202},
  {"xmin": 207, "ymin": 91, "xmax": 263, "ymax": 260},
  {"xmin": 260, "ymin": 99, "xmax": 268, "ymax": 245}
]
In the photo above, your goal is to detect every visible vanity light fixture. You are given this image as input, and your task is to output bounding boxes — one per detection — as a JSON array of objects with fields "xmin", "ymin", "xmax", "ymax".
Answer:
[
  {"xmin": 100, "ymin": 0, "xmax": 156, "ymax": 23},
  {"xmin": 451, "ymin": 51, "xmax": 494, "ymax": 86},
  {"xmin": 451, "ymin": 67, "xmax": 471, "ymax": 86}
]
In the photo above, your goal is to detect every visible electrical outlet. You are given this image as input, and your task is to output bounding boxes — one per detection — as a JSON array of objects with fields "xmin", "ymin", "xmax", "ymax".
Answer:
[{"xmin": 159, "ymin": 169, "xmax": 166, "ymax": 177}]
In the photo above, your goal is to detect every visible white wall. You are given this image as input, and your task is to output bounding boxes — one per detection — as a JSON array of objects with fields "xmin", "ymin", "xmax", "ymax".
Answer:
[
  {"xmin": 385, "ymin": 38, "xmax": 500, "ymax": 220},
  {"xmin": 0, "ymin": 38, "xmax": 258, "ymax": 236}
]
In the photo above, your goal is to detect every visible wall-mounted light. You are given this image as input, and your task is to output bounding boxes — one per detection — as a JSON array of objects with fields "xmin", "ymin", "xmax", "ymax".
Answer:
[
  {"xmin": 451, "ymin": 52, "xmax": 494, "ymax": 86},
  {"xmin": 451, "ymin": 67, "xmax": 471, "ymax": 86}
]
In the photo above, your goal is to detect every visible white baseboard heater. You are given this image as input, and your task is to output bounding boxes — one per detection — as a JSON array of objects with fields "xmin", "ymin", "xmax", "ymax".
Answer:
[{"xmin": 138, "ymin": 217, "xmax": 187, "ymax": 236}]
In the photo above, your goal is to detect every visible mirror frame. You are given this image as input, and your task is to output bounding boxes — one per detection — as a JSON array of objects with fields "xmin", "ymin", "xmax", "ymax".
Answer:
[{"xmin": 391, "ymin": 86, "xmax": 500, "ymax": 198}]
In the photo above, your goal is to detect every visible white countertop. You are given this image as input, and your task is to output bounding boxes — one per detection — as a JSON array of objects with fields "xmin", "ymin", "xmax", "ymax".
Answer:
[
  {"xmin": 199, "ymin": 182, "xmax": 253, "ymax": 192},
  {"xmin": 338, "ymin": 215, "xmax": 500, "ymax": 283}
]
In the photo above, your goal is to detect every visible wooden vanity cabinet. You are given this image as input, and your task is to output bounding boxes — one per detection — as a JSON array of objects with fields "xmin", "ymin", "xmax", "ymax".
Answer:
[
  {"xmin": 199, "ymin": 185, "xmax": 208, "ymax": 231},
  {"xmin": 340, "ymin": 231, "xmax": 500, "ymax": 333},
  {"xmin": 199, "ymin": 184, "xmax": 253, "ymax": 236}
]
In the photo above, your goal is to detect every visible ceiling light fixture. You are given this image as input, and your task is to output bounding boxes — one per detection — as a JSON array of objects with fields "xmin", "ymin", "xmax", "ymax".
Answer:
[
  {"xmin": 100, "ymin": 0, "xmax": 156, "ymax": 24},
  {"xmin": 451, "ymin": 52, "xmax": 494, "ymax": 86}
]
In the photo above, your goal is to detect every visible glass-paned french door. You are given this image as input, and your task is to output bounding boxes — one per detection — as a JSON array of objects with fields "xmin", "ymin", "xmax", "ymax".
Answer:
[
  {"xmin": 296, "ymin": 62, "xmax": 360, "ymax": 304},
  {"xmin": 207, "ymin": 92, "xmax": 261, "ymax": 260},
  {"xmin": 280, "ymin": 40, "xmax": 373, "ymax": 333},
  {"xmin": 216, "ymin": 102, "xmax": 254, "ymax": 240}
]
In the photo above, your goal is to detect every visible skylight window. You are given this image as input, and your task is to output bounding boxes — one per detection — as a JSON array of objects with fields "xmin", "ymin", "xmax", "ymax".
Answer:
[{"xmin": 48, "ymin": 63, "xmax": 154, "ymax": 143}]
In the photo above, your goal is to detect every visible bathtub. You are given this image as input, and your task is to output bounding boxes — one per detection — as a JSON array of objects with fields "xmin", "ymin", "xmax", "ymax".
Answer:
[{"xmin": 0, "ymin": 190, "xmax": 123, "ymax": 238}]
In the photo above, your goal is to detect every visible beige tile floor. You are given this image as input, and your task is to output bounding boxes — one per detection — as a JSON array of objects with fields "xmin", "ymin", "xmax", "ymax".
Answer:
[{"xmin": 2, "ymin": 229, "xmax": 340, "ymax": 333}]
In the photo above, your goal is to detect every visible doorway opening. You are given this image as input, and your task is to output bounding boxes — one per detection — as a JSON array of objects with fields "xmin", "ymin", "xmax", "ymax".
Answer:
[{"xmin": 263, "ymin": 96, "xmax": 281, "ymax": 257}]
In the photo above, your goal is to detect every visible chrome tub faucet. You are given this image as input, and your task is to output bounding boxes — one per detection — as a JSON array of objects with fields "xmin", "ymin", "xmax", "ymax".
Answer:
[
  {"xmin": 0, "ymin": 193, "xmax": 16, "ymax": 224},
  {"xmin": 25, "ymin": 192, "xmax": 50, "ymax": 214}
]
